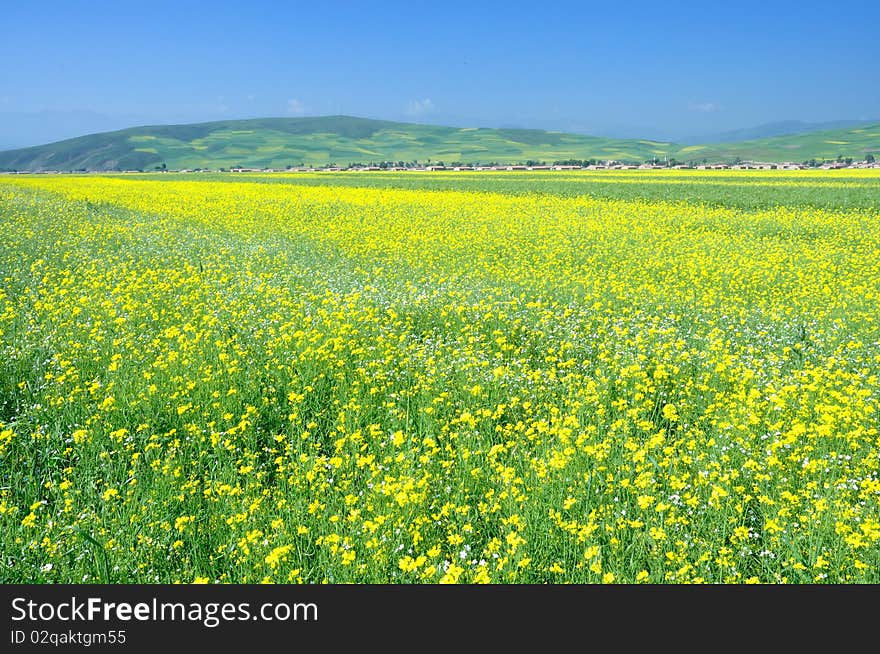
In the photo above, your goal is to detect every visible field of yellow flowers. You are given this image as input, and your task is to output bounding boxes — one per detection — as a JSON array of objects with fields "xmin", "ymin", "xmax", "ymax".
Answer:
[{"xmin": 1, "ymin": 171, "xmax": 878, "ymax": 583}]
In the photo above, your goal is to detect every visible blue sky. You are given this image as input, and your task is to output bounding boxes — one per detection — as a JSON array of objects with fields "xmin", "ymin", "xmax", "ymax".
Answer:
[{"xmin": 2, "ymin": 1, "xmax": 879, "ymax": 147}]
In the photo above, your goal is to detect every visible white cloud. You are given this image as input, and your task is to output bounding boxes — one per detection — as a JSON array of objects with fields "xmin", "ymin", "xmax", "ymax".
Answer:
[
  {"xmin": 689, "ymin": 101, "xmax": 719, "ymax": 112},
  {"xmin": 404, "ymin": 98, "xmax": 434, "ymax": 116},
  {"xmin": 287, "ymin": 99, "xmax": 307, "ymax": 115}
]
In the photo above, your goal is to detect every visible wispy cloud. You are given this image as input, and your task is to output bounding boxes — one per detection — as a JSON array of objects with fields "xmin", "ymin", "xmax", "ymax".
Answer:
[
  {"xmin": 287, "ymin": 98, "xmax": 307, "ymax": 115},
  {"xmin": 404, "ymin": 98, "xmax": 434, "ymax": 116},
  {"xmin": 689, "ymin": 101, "xmax": 719, "ymax": 112}
]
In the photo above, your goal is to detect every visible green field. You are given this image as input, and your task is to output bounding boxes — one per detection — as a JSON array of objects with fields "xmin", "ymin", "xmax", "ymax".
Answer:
[
  {"xmin": 133, "ymin": 169, "xmax": 880, "ymax": 211},
  {"xmin": 1, "ymin": 116, "xmax": 878, "ymax": 171},
  {"xmin": 2, "ymin": 170, "xmax": 879, "ymax": 584}
]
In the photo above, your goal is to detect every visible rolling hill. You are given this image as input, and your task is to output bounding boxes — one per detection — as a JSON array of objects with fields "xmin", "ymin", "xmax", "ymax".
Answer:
[
  {"xmin": 685, "ymin": 119, "xmax": 879, "ymax": 144},
  {"xmin": 0, "ymin": 115, "xmax": 878, "ymax": 171},
  {"xmin": 672, "ymin": 124, "xmax": 880, "ymax": 163}
]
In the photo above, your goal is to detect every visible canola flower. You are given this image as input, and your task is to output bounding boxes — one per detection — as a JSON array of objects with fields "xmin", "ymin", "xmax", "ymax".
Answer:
[{"xmin": 0, "ymin": 171, "xmax": 878, "ymax": 584}]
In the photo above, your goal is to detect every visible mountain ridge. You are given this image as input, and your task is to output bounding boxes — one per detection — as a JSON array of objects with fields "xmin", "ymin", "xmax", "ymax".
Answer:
[
  {"xmin": 686, "ymin": 119, "xmax": 880, "ymax": 144},
  {"xmin": 1, "ymin": 115, "xmax": 878, "ymax": 171}
]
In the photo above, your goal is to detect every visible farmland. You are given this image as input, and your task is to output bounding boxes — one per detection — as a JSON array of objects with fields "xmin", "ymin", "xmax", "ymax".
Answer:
[{"xmin": 1, "ymin": 170, "xmax": 879, "ymax": 583}]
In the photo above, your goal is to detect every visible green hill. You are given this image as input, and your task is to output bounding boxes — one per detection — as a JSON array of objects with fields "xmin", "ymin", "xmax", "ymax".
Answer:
[
  {"xmin": 0, "ymin": 116, "xmax": 671, "ymax": 171},
  {"xmin": 0, "ymin": 115, "xmax": 878, "ymax": 171},
  {"xmin": 673, "ymin": 124, "xmax": 880, "ymax": 163}
]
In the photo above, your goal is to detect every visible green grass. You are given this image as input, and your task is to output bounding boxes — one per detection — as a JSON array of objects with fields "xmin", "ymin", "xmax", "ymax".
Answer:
[{"xmin": 2, "ymin": 116, "xmax": 878, "ymax": 171}]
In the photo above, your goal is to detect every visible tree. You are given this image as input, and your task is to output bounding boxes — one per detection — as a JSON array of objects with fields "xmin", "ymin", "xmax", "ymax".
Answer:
[{"xmin": 866, "ymin": 154, "xmax": 875, "ymax": 163}]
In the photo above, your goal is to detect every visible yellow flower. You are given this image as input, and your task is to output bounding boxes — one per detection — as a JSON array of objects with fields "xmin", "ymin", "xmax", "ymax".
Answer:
[
  {"xmin": 764, "ymin": 519, "xmax": 783, "ymax": 534},
  {"xmin": 661, "ymin": 404, "xmax": 679, "ymax": 422},
  {"xmin": 439, "ymin": 563, "xmax": 464, "ymax": 584},
  {"xmin": 265, "ymin": 545, "xmax": 292, "ymax": 569}
]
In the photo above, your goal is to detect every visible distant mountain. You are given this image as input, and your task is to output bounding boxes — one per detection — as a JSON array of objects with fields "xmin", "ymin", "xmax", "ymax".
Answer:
[
  {"xmin": 674, "ymin": 123, "xmax": 880, "ymax": 163},
  {"xmin": 0, "ymin": 115, "xmax": 878, "ymax": 171},
  {"xmin": 687, "ymin": 119, "xmax": 879, "ymax": 144}
]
